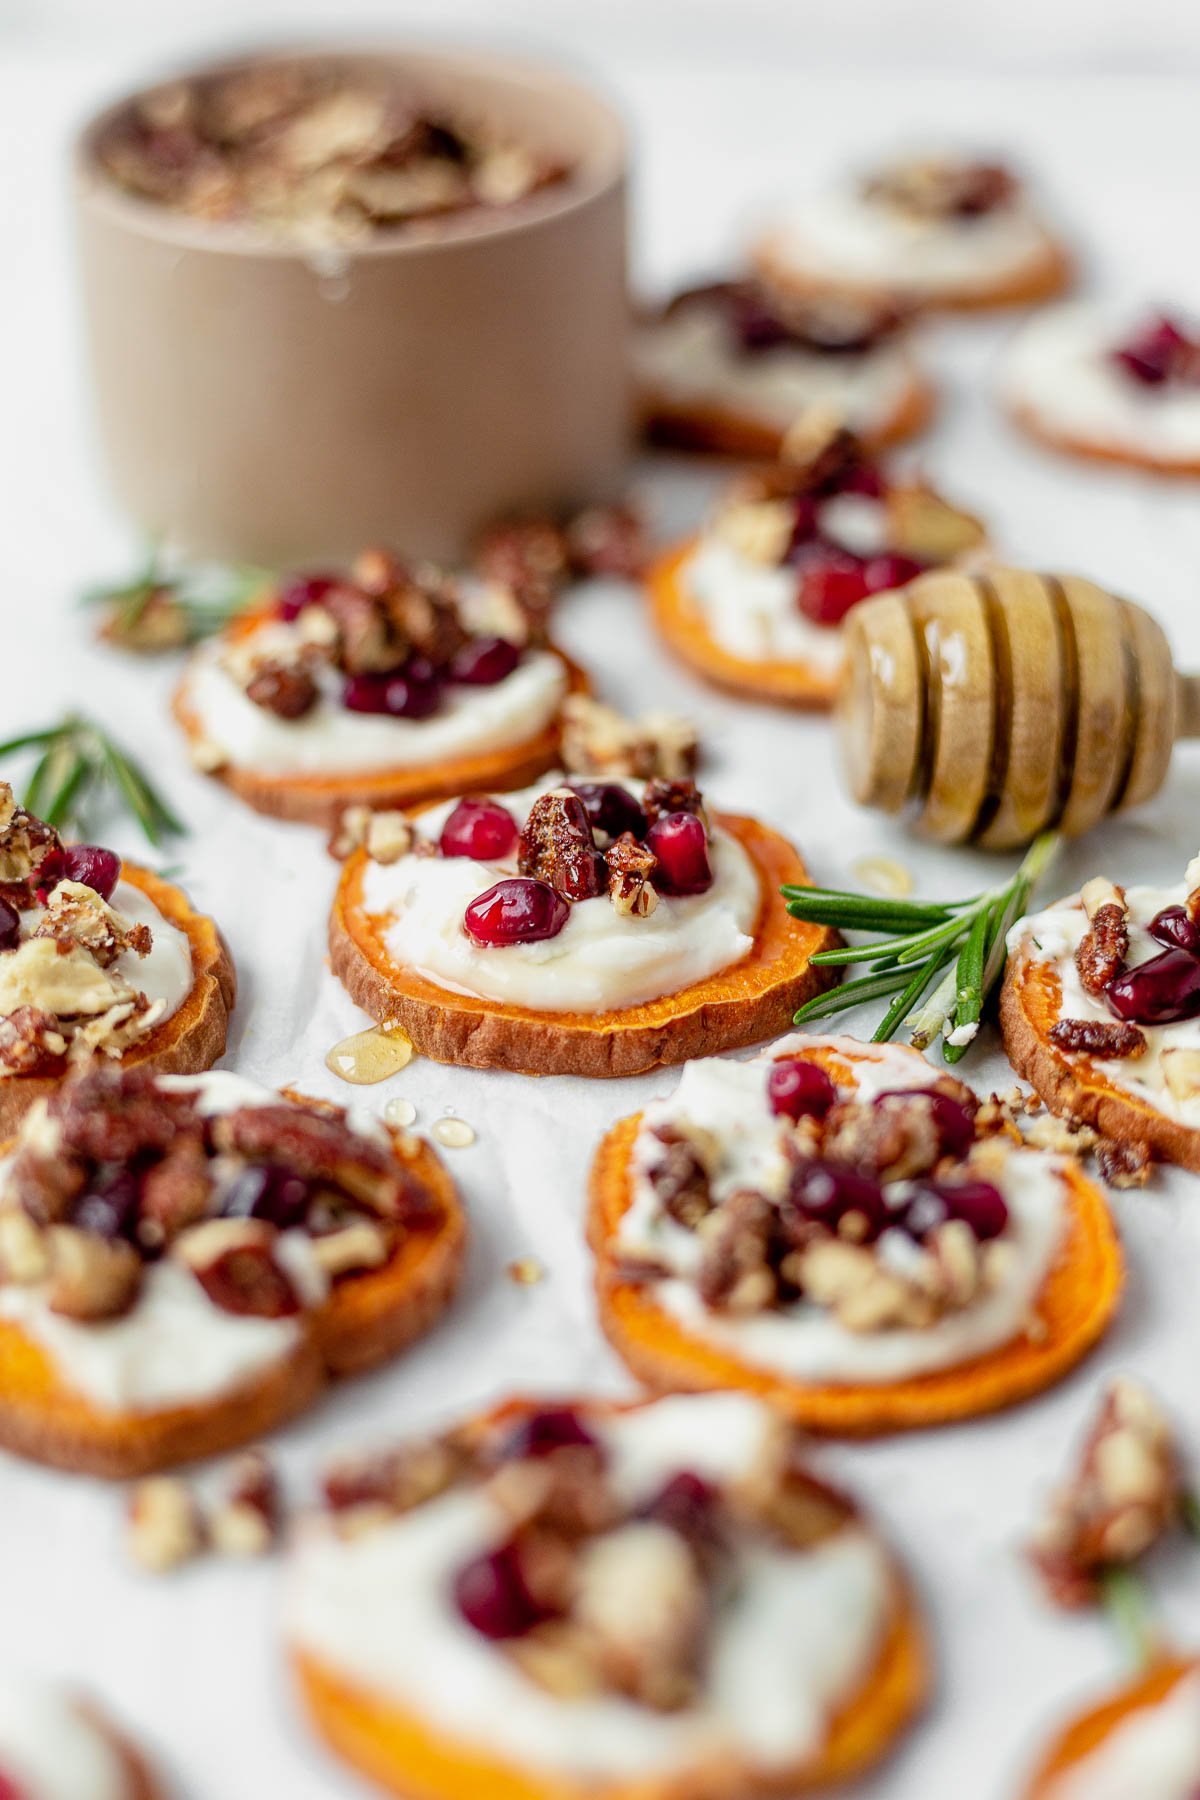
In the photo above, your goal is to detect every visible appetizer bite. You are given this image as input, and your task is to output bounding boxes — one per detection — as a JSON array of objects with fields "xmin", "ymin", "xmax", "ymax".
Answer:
[
  {"xmin": 0, "ymin": 1067, "xmax": 464, "ymax": 1475},
  {"xmin": 0, "ymin": 1678, "xmax": 160, "ymax": 1799},
  {"xmin": 330, "ymin": 764, "xmax": 836, "ymax": 1078},
  {"xmin": 754, "ymin": 151, "xmax": 1071, "ymax": 313},
  {"xmin": 96, "ymin": 55, "xmax": 571, "ymax": 243},
  {"xmin": 1006, "ymin": 305, "xmax": 1200, "ymax": 475},
  {"xmin": 589, "ymin": 1035, "xmax": 1121, "ymax": 1434},
  {"xmin": 636, "ymin": 280, "xmax": 933, "ymax": 457},
  {"xmin": 1002, "ymin": 852, "xmax": 1200, "ymax": 1171},
  {"xmin": 288, "ymin": 1392, "xmax": 928, "ymax": 1798},
  {"xmin": 174, "ymin": 548, "xmax": 585, "ymax": 825},
  {"xmin": 1022, "ymin": 1660, "xmax": 1200, "ymax": 1799},
  {"xmin": 647, "ymin": 423, "xmax": 985, "ymax": 707},
  {"xmin": 0, "ymin": 783, "xmax": 233, "ymax": 1134}
]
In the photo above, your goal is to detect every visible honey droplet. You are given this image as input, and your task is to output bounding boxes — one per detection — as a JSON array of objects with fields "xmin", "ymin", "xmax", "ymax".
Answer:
[
  {"xmin": 851, "ymin": 854, "xmax": 914, "ymax": 899},
  {"xmin": 432, "ymin": 1117, "xmax": 476, "ymax": 1149},
  {"xmin": 384, "ymin": 1097, "xmax": 417, "ymax": 1128},
  {"xmin": 326, "ymin": 1026, "xmax": 413, "ymax": 1085}
]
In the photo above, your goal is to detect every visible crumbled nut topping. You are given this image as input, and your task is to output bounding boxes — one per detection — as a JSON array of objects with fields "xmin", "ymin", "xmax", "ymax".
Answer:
[
  {"xmin": 1029, "ymin": 1379, "xmax": 1183, "ymax": 1607},
  {"xmin": 127, "ymin": 1449, "xmax": 285, "ymax": 1573},
  {"xmin": 0, "ymin": 784, "xmax": 63, "ymax": 909},
  {"xmin": 863, "ymin": 155, "xmax": 1018, "ymax": 222},
  {"xmin": 474, "ymin": 502, "xmax": 648, "ymax": 616},
  {"xmin": 209, "ymin": 1451, "xmax": 283, "ymax": 1557},
  {"xmin": 127, "ymin": 1477, "xmax": 206, "ymax": 1574},
  {"xmin": 606, "ymin": 832, "xmax": 658, "ymax": 918},
  {"xmin": 518, "ymin": 790, "xmax": 605, "ymax": 902},
  {"xmin": 1049, "ymin": 1018, "xmax": 1147, "ymax": 1059},
  {"xmin": 559, "ymin": 695, "xmax": 699, "ymax": 783},
  {"xmin": 1075, "ymin": 880, "xmax": 1129, "ymax": 997}
]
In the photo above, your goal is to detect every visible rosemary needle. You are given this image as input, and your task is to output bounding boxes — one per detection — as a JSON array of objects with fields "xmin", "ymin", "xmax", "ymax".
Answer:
[{"xmin": 0, "ymin": 715, "xmax": 184, "ymax": 847}]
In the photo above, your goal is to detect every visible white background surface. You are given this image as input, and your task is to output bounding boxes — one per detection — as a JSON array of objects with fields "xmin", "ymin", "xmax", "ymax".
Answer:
[{"xmin": 5, "ymin": 5, "xmax": 1200, "ymax": 1796}]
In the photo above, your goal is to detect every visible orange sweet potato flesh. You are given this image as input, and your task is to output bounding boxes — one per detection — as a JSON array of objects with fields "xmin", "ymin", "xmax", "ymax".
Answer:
[
  {"xmin": 588, "ymin": 1041, "xmax": 1123, "ymax": 1435},
  {"xmin": 0, "ymin": 1136, "xmax": 464, "ymax": 1478},
  {"xmin": 330, "ymin": 815, "xmax": 839, "ymax": 1078},
  {"xmin": 647, "ymin": 543, "xmax": 840, "ymax": 710},
  {"xmin": 1021, "ymin": 1658, "xmax": 1198, "ymax": 1796}
]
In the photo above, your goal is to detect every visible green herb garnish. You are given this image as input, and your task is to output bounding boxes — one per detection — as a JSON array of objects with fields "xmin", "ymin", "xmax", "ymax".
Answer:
[
  {"xmin": 781, "ymin": 832, "xmax": 1060, "ymax": 1063},
  {"xmin": 0, "ymin": 716, "xmax": 184, "ymax": 847},
  {"xmin": 82, "ymin": 543, "xmax": 269, "ymax": 651}
]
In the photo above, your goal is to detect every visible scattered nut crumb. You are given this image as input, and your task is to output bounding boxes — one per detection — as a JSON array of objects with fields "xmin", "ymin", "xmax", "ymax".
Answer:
[
  {"xmin": 507, "ymin": 1256, "xmax": 545, "ymax": 1286},
  {"xmin": 127, "ymin": 1477, "xmax": 205, "ymax": 1573}
]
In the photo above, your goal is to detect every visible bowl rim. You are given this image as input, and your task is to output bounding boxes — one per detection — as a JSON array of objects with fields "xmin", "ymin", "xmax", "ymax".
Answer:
[{"xmin": 74, "ymin": 38, "xmax": 628, "ymax": 260}]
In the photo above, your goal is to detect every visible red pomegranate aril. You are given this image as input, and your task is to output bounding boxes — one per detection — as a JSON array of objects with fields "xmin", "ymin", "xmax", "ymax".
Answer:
[
  {"xmin": 454, "ymin": 1542, "xmax": 548, "ymax": 1640},
  {"xmin": 875, "ymin": 1089, "xmax": 976, "ymax": 1158},
  {"xmin": 32, "ymin": 847, "xmax": 67, "ymax": 897},
  {"xmin": 1149, "ymin": 906, "xmax": 1200, "ymax": 956},
  {"xmin": 1106, "ymin": 948, "xmax": 1200, "ymax": 1025},
  {"xmin": 568, "ymin": 782, "xmax": 648, "ymax": 843},
  {"xmin": 646, "ymin": 813, "xmax": 713, "ymax": 897},
  {"xmin": 221, "ymin": 1163, "xmax": 311, "ymax": 1231},
  {"xmin": 862, "ymin": 553, "xmax": 924, "ymax": 595},
  {"xmin": 838, "ymin": 461, "xmax": 886, "ymax": 499},
  {"xmin": 342, "ymin": 669, "xmax": 443, "ymax": 720},
  {"xmin": 767, "ymin": 1058, "xmax": 837, "ymax": 1122},
  {"xmin": 797, "ymin": 556, "xmax": 871, "ymax": 626},
  {"xmin": 278, "ymin": 573, "xmax": 340, "ymax": 620},
  {"xmin": 63, "ymin": 844, "xmax": 122, "ymax": 900},
  {"xmin": 464, "ymin": 878, "xmax": 569, "ymax": 947},
  {"xmin": 439, "ymin": 798, "xmax": 519, "ymax": 861},
  {"xmin": 450, "ymin": 636, "xmax": 521, "ymax": 686},
  {"xmin": 0, "ymin": 898, "xmax": 18, "ymax": 953},
  {"xmin": 640, "ymin": 1471, "xmax": 724, "ymax": 1562},
  {"xmin": 909, "ymin": 1177, "xmax": 1009, "ymax": 1242},
  {"xmin": 789, "ymin": 1159, "xmax": 889, "ymax": 1241},
  {"xmin": 72, "ymin": 1167, "xmax": 142, "ymax": 1242},
  {"xmin": 503, "ymin": 1406, "xmax": 598, "ymax": 1459},
  {"xmin": 1111, "ymin": 317, "xmax": 1189, "ymax": 387}
]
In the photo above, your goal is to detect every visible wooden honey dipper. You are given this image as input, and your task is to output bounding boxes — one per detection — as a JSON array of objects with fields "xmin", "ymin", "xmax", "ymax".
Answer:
[{"xmin": 836, "ymin": 565, "xmax": 1200, "ymax": 849}]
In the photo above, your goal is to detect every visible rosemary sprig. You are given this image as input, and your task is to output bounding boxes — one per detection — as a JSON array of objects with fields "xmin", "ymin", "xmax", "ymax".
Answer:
[
  {"xmin": 1099, "ymin": 1566, "xmax": 1163, "ymax": 1671},
  {"xmin": 782, "ymin": 832, "xmax": 1061, "ymax": 1063},
  {"xmin": 82, "ymin": 543, "xmax": 270, "ymax": 650},
  {"xmin": 0, "ymin": 715, "xmax": 184, "ymax": 847}
]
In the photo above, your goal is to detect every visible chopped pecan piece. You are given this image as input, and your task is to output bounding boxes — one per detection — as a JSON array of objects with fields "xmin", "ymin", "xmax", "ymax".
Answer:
[
  {"xmin": 647, "ymin": 1125, "xmax": 715, "ymax": 1228},
  {"xmin": 517, "ymin": 790, "xmax": 603, "ymax": 901},
  {"xmin": 210, "ymin": 1451, "xmax": 283, "ymax": 1557},
  {"xmin": 564, "ymin": 504, "xmax": 648, "ymax": 580},
  {"xmin": 0, "ymin": 1207, "xmax": 51, "ymax": 1284},
  {"xmin": 45, "ymin": 1225, "xmax": 142, "ymax": 1321},
  {"xmin": 1075, "ymin": 880, "xmax": 1129, "ymax": 996},
  {"xmin": 642, "ymin": 778, "xmax": 706, "ymax": 829},
  {"xmin": 310, "ymin": 1218, "xmax": 391, "ymax": 1277},
  {"xmin": 820, "ymin": 1093, "xmax": 943, "ymax": 1183},
  {"xmin": 329, "ymin": 805, "xmax": 415, "ymax": 864},
  {"xmin": 474, "ymin": 518, "xmax": 571, "ymax": 612},
  {"xmin": 31, "ymin": 881, "xmax": 151, "ymax": 969},
  {"xmin": 97, "ymin": 586, "xmax": 191, "ymax": 654},
  {"xmin": 138, "ymin": 1134, "xmax": 213, "ymax": 1245},
  {"xmin": 384, "ymin": 574, "xmax": 470, "ymax": 667},
  {"xmin": 559, "ymin": 695, "xmax": 699, "ymax": 783},
  {"xmin": 244, "ymin": 660, "xmax": 319, "ymax": 719},
  {"xmin": 324, "ymin": 1434, "xmax": 468, "ymax": 1521},
  {"xmin": 174, "ymin": 1219, "xmax": 300, "ymax": 1319},
  {"xmin": 1096, "ymin": 1137, "xmax": 1153, "ymax": 1189},
  {"xmin": 51, "ymin": 1067, "xmax": 201, "ymax": 1165},
  {"xmin": 0, "ymin": 1005, "xmax": 65, "ymax": 1074},
  {"xmin": 0, "ymin": 784, "xmax": 63, "ymax": 906},
  {"xmin": 1049, "ymin": 1018, "xmax": 1147, "ymax": 1059},
  {"xmin": 606, "ymin": 832, "xmax": 658, "ymax": 918},
  {"xmin": 1029, "ymin": 1378, "xmax": 1183, "ymax": 1608},
  {"xmin": 208, "ymin": 1104, "xmax": 417, "ymax": 1219},
  {"xmin": 127, "ymin": 1476, "xmax": 205, "ymax": 1573},
  {"xmin": 696, "ymin": 1189, "xmax": 778, "ymax": 1313},
  {"xmin": 321, "ymin": 584, "xmax": 396, "ymax": 673},
  {"xmin": 573, "ymin": 1522, "xmax": 709, "ymax": 1711}
]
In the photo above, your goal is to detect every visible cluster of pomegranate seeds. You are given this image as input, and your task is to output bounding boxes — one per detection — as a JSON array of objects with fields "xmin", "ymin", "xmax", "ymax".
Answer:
[
  {"xmin": 905, "ymin": 1177, "xmax": 1010, "ymax": 1242},
  {"xmin": 767, "ymin": 1057, "xmax": 837, "ymax": 1122},
  {"xmin": 1111, "ymin": 316, "xmax": 1200, "ymax": 388},
  {"xmin": 644, "ymin": 813, "xmax": 713, "ymax": 896},
  {"xmin": 439, "ymin": 798, "xmax": 519, "ymax": 861},
  {"xmin": 277, "ymin": 572, "xmax": 340, "ymax": 621},
  {"xmin": 342, "ymin": 667, "xmax": 443, "ymax": 720},
  {"xmin": 0, "ymin": 897, "xmax": 18, "ymax": 952},
  {"xmin": 1106, "ymin": 947, "xmax": 1200, "ymax": 1026},
  {"xmin": 221, "ymin": 1162, "xmax": 311, "ymax": 1230},
  {"xmin": 463, "ymin": 878, "xmax": 570, "ymax": 947},
  {"xmin": 796, "ymin": 549, "xmax": 925, "ymax": 627},
  {"xmin": 453, "ymin": 1542, "xmax": 551, "ymax": 1641},
  {"xmin": 789, "ymin": 1160, "xmax": 892, "ymax": 1241},
  {"xmin": 568, "ymin": 781, "xmax": 648, "ymax": 843},
  {"xmin": 34, "ymin": 843, "xmax": 122, "ymax": 903}
]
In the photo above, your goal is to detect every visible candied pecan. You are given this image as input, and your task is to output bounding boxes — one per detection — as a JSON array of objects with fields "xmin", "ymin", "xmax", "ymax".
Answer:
[
  {"xmin": 606, "ymin": 832, "xmax": 658, "ymax": 918},
  {"xmin": 1049, "ymin": 1018, "xmax": 1147, "ymax": 1059},
  {"xmin": 573, "ymin": 1522, "xmax": 709, "ymax": 1711},
  {"xmin": 1029, "ymin": 1378, "xmax": 1182, "ymax": 1608},
  {"xmin": 384, "ymin": 575, "xmax": 470, "ymax": 668},
  {"xmin": 127, "ymin": 1476, "xmax": 205, "ymax": 1574},
  {"xmin": 487, "ymin": 1446, "xmax": 618, "ymax": 1540},
  {"xmin": 641, "ymin": 778, "xmax": 706, "ymax": 829},
  {"xmin": 518, "ymin": 790, "xmax": 604, "ymax": 901},
  {"xmin": 138, "ymin": 1134, "xmax": 213, "ymax": 1244},
  {"xmin": 32, "ymin": 882, "xmax": 151, "ymax": 969},
  {"xmin": 697, "ymin": 1189, "xmax": 778, "ymax": 1313},
  {"xmin": 0, "ymin": 1005, "xmax": 65, "ymax": 1074},
  {"xmin": 210, "ymin": 1451, "xmax": 282, "ymax": 1557},
  {"xmin": 474, "ymin": 518, "xmax": 570, "ymax": 611},
  {"xmin": 6, "ymin": 1136, "xmax": 86, "ymax": 1225},
  {"xmin": 208, "ymin": 1104, "xmax": 419, "ymax": 1220},
  {"xmin": 820, "ymin": 1094, "xmax": 943, "ymax": 1183},
  {"xmin": 45, "ymin": 1225, "xmax": 142, "ymax": 1321},
  {"xmin": 1075, "ymin": 897, "xmax": 1129, "ymax": 997},
  {"xmin": 0, "ymin": 785, "xmax": 63, "ymax": 903},
  {"xmin": 647, "ymin": 1125, "xmax": 714, "ymax": 1228},
  {"xmin": 244, "ymin": 660, "xmax": 319, "ymax": 719},
  {"xmin": 324, "ymin": 1435, "xmax": 468, "ymax": 1519},
  {"xmin": 565, "ymin": 504, "xmax": 648, "ymax": 580},
  {"xmin": 181, "ymin": 1226, "xmax": 301, "ymax": 1319},
  {"xmin": 321, "ymin": 584, "xmax": 396, "ymax": 673},
  {"xmin": 50, "ymin": 1067, "xmax": 201, "ymax": 1165},
  {"xmin": 1096, "ymin": 1137, "xmax": 1153, "ymax": 1190}
]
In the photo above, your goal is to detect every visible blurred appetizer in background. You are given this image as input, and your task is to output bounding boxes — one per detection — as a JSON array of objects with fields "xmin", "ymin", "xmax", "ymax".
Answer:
[
  {"xmin": 0, "ymin": 1678, "xmax": 161, "ymax": 1799},
  {"xmin": 288, "ymin": 1392, "xmax": 928, "ymax": 1798},
  {"xmin": 1005, "ymin": 305, "xmax": 1200, "ymax": 475},
  {"xmin": 754, "ymin": 150, "xmax": 1072, "ymax": 312},
  {"xmin": 647, "ymin": 422, "xmax": 986, "ymax": 707},
  {"xmin": 0, "ymin": 781, "xmax": 233, "ymax": 1134},
  {"xmin": 635, "ymin": 280, "xmax": 934, "ymax": 457},
  {"xmin": 174, "ymin": 548, "xmax": 586, "ymax": 825},
  {"xmin": 1002, "ymin": 850, "xmax": 1200, "ymax": 1172},
  {"xmin": 590, "ymin": 1035, "xmax": 1120, "ymax": 1434},
  {"xmin": 0, "ymin": 1067, "xmax": 464, "ymax": 1476}
]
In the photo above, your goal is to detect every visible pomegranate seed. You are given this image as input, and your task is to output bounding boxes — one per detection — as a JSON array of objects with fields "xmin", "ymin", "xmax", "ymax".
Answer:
[
  {"xmin": 439, "ymin": 798, "xmax": 519, "ymax": 861},
  {"xmin": 0, "ymin": 1775, "xmax": 29, "ymax": 1800},
  {"xmin": 1111, "ymin": 316, "xmax": 1190, "ymax": 386},
  {"xmin": 862, "ymin": 553, "xmax": 924, "ymax": 594},
  {"xmin": 767, "ymin": 1058, "xmax": 837, "ymax": 1121},
  {"xmin": 62, "ymin": 844, "xmax": 122, "ymax": 900},
  {"xmin": 32, "ymin": 847, "xmax": 67, "ymax": 897},
  {"xmin": 450, "ymin": 636, "xmax": 521, "ymax": 686},
  {"xmin": 1106, "ymin": 948, "xmax": 1200, "ymax": 1025},
  {"xmin": 278, "ymin": 573, "xmax": 340, "ymax": 621},
  {"xmin": 788, "ymin": 1159, "xmax": 890, "ymax": 1241},
  {"xmin": 221, "ymin": 1163, "xmax": 311, "ymax": 1230},
  {"xmin": 342, "ymin": 669, "xmax": 442, "ymax": 719},
  {"xmin": 0, "ymin": 898, "xmax": 18, "ymax": 952},
  {"xmin": 875, "ymin": 1089, "xmax": 976, "ymax": 1158},
  {"xmin": 906, "ymin": 1177, "xmax": 1008, "ymax": 1242},
  {"xmin": 640, "ymin": 1471, "xmax": 725, "ymax": 1565},
  {"xmin": 1149, "ymin": 906, "xmax": 1200, "ymax": 956},
  {"xmin": 787, "ymin": 495, "xmax": 820, "ymax": 551},
  {"xmin": 72, "ymin": 1167, "xmax": 141, "ymax": 1242},
  {"xmin": 838, "ymin": 461, "xmax": 886, "ymax": 499},
  {"xmin": 646, "ymin": 813, "xmax": 713, "ymax": 896},
  {"xmin": 568, "ymin": 782, "xmax": 648, "ymax": 843},
  {"xmin": 454, "ymin": 1542, "xmax": 548, "ymax": 1639},
  {"xmin": 463, "ymin": 878, "xmax": 569, "ymax": 947},
  {"xmin": 796, "ymin": 553, "xmax": 871, "ymax": 625},
  {"xmin": 503, "ymin": 1406, "xmax": 597, "ymax": 1459}
]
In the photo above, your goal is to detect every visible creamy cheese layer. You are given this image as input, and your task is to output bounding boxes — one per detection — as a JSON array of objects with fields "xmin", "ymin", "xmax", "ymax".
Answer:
[
  {"xmin": 1005, "ymin": 304, "xmax": 1200, "ymax": 462},
  {"xmin": 615, "ymin": 1034, "xmax": 1069, "ymax": 1384},
  {"xmin": 1010, "ymin": 877, "xmax": 1200, "ymax": 1128},
  {"xmin": 360, "ymin": 777, "xmax": 762, "ymax": 1013},
  {"xmin": 183, "ymin": 636, "xmax": 568, "ymax": 775},
  {"xmin": 288, "ymin": 1393, "xmax": 892, "ymax": 1780},
  {"xmin": 0, "ymin": 1681, "xmax": 130, "ymax": 1800},
  {"xmin": 680, "ymin": 538, "xmax": 846, "ymax": 671},
  {"xmin": 1045, "ymin": 1670, "xmax": 1200, "ymax": 1800}
]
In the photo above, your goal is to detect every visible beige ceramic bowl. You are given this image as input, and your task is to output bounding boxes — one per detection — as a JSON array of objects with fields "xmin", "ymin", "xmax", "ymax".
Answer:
[{"xmin": 75, "ymin": 45, "xmax": 630, "ymax": 565}]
